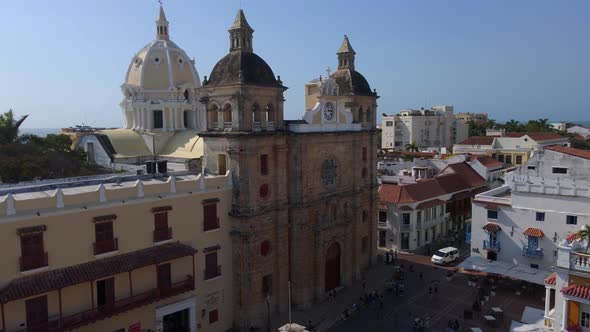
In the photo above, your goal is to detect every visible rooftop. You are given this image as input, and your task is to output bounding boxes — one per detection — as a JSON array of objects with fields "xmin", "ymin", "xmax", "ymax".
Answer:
[{"xmin": 545, "ymin": 145, "xmax": 590, "ymax": 160}]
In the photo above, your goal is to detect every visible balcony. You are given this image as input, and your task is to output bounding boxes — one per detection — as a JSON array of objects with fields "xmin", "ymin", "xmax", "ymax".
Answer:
[
  {"xmin": 223, "ymin": 122, "xmax": 232, "ymax": 129},
  {"xmin": 20, "ymin": 252, "xmax": 48, "ymax": 272},
  {"xmin": 399, "ymin": 223, "xmax": 413, "ymax": 231},
  {"xmin": 483, "ymin": 240, "xmax": 501, "ymax": 252},
  {"xmin": 153, "ymin": 227, "xmax": 172, "ymax": 243},
  {"xmin": 522, "ymin": 246, "xmax": 543, "ymax": 258},
  {"xmin": 570, "ymin": 252, "xmax": 590, "ymax": 272},
  {"xmin": 266, "ymin": 121, "xmax": 275, "ymax": 131},
  {"xmin": 204, "ymin": 265, "xmax": 222, "ymax": 280},
  {"xmin": 93, "ymin": 238, "xmax": 118, "ymax": 255},
  {"xmin": 16, "ymin": 276, "xmax": 194, "ymax": 332}
]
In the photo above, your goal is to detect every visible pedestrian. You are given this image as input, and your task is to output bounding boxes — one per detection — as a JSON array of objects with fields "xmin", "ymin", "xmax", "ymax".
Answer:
[
  {"xmin": 379, "ymin": 300, "xmax": 384, "ymax": 318},
  {"xmin": 394, "ymin": 248, "xmax": 398, "ymax": 258},
  {"xmin": 362, "ymin": 278, "xmax": 367, "ymax": 291},
  {"xmin": 307, "ymin": 320, "xmax": 314, "ymax": 332},
  {"xmin": 419, "ymin": 272, "xmax": 423, "ymax": 280},
  {"xmin": 434, "ymin": 284, "xmax": 438, "ymax": 294},
  {"xmin": 447, "ymin": 320, "xmax": 453, "ymax": 331},
  {"xmin": 454, "ymin": 319, "xmax": 460, "ymax": 331}
]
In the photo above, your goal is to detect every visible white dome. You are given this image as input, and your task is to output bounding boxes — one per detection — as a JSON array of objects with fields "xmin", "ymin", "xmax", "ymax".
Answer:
[
  {"xmin": 122, "ymin": 6, "xmax": 200, "ymax": 95},
  {"xmin": 124, "ymin": 39, "xmax": 200, "ymax": 92}
]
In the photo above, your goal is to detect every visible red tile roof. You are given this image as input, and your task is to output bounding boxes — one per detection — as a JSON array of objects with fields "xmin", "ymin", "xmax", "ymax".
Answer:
[
  {"xmin": 545, "ymin": 272, "xmax": 556, "ymax": 286},
  {"xmin": 546, "ymin": 145, "xmax": 590, "ymax": 160},
  {"xmin": 458, "ymin": 136, "xmax": 495, "ymax": 145},
  {"xmin": 523, "ymin": 227, "xmax": 544, "ymax": 237},
  {"xmin": 379, "ymin": 162, "xmax": 485, "ymax": 205},
  {"xmin": 417, "ymin": 199, "xmax": 446, "ymax": 209},
  {"xmin": 398, "ymin": 205, "xmax": 414, "ymax": 211},
  {"xmin": 567, "ymin": 233, "xmax": 581, "ymax": 242},
  {"xmin": 378, "ymin": 180, "xmax": 446, "ymax": 204},
  {"xmin": 483, "ymin": 223, "xmax": 501, "ymax": 232},
  {"xmin": 473, "ymin": 155, "xmax": 503, "ymax": 168},
  {"xmin": 562, "ymin": 285, "xmax": 590, "ymax": 300},
  {"xmin": 0, "ymin": 242, "xmax": 197, "ymax": 303},
  {"xmin": 436, "ymin": 162, "xmax": 487, "ymax": 190},
  {"xmin": 526, "ymin": 133, "xmax": 564, "ymax": 141}
]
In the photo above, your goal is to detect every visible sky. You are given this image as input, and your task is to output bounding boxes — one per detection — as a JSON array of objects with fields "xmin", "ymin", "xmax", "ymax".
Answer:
[{"xmin": 1, "ymin": 0, "xmax": 589, "ymax": 128}]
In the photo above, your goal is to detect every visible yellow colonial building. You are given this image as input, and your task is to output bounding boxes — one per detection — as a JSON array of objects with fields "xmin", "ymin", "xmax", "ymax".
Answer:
[{"xmin": 0, "ymin": 173, "xmax": 233, "ymax": 332}]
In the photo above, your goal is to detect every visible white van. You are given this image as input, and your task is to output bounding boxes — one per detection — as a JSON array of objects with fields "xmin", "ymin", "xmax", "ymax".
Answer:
[{"xmin": 431, "ymin": 247, "xmax": 460, "ymax": 265}]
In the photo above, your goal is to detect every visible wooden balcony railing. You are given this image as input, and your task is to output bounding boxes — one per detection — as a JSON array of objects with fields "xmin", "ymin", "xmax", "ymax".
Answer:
[
  {"xmin": 153, "ymin": 227, "xmax": 172, "ymax": 243},
  {"xmin": 93, "ymin": 238, "xmax": 118, "ymax": 255},
  {"xmin": 204, "ymin": 265, "xmax": 221, "ymax": 280},
  {"xmin": 19, "ymin": 252, "xmax": 48, "ymax": 272},
  {"xmin": 16, "ymin": 276, "xmax": 194, "ymax": 332}
]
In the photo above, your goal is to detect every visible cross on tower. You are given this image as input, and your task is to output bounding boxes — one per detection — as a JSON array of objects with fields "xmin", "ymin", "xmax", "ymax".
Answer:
[{"xmin": 326, "ymin": 66, "xmax": 331, "ymax": 77}]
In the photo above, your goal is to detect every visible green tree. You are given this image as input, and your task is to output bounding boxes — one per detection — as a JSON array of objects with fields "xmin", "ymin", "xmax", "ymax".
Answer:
[
  {"xmin": 578, "ymin": 224, "xmax": 590, "ymax": 253},
  {"xmin": 504, "ymin": 119, "xmax": 523, "ymax": 132},
  {"xmin": 0, "ymin": 109, "xmax": 28, "ymax": 144},
  {"xmin": 405, "ymin": 142, "xmax": 419, "ymax": 152}
]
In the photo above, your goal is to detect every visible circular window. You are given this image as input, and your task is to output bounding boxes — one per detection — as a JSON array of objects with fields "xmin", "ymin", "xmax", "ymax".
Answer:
[
  {"xmin": 154, "ymin": 57, "xmax": 160, "ymax": 64},
  {"xmin": 260, "ymin": 240, "xmax": 271, "ymax": 256},
  {"xmin": 362, "ymin": 167, "xmax": 368, "ymax": 178},
  {"xmin": 178, "ymin": 58, "xmax": 184, "ymax": 64},
  {"xmin": 259, "ymin": 184, "xmax": 270, "ymax": 198},
  {"xmin": 134, "ymin": 58, "xmax": 140, "ymax": 64}
]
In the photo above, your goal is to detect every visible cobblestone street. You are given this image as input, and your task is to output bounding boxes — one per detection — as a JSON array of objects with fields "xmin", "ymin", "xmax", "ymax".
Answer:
[{"xmin": 272, "ymin": 252, "xmax": 546, "ymax": 332}]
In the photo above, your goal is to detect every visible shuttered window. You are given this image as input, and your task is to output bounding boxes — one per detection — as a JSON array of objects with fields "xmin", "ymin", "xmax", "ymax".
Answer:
[{"xmin": 203, "ymin": 203, "xmax": 219, "ymax": 231}]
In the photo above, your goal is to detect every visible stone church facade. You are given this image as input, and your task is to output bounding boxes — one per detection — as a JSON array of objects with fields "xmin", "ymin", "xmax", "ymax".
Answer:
[
  {"xmin": 199, "ymin": 12, "xmax": 379, "ymax": 329},
  {"xmin": 75, "ymin": 7, "xmax": 379, "ymax": 330}
]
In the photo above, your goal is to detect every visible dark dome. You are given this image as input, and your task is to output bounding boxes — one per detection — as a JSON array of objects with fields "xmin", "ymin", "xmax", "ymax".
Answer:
[
  {"xmin": 330, "ymin": 69, "xmax": 374, "ymax": 96},
  {"xmin": 206, "ymin": 51, "xmax": 282, "ymax": 87}
]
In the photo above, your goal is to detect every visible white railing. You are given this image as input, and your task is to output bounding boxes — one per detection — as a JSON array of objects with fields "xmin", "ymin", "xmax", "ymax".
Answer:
[{"xmin": 570, "ymin": 252, "xmax": 590, "ymax": 272}]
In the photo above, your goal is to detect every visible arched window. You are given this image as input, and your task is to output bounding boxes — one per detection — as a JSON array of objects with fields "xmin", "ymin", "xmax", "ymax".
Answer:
[
  {"xmin": 217, "ymin": 154, "xmax": 227, "ymax": 175},
  {"xmin": 208, "ymin": 105, "xmax": 219, "ymax": 130},
  {"xmin": 365, "ymin": 107, "xmax": 371, "ymax": 123},
  {"xmin": 153, "ymin": 110, "xmax": 164, "ymax": 129},
  {"xmin": 183, "ymin": 110, "xmax": 189, "ymax": 128},
  {"xmin": 252, "ymin": 104, "xmax": 261, "ymax": 124},
  {"xmin": 223, "ymin": 104, "xmax": 232, "ymax": 126},
  {"xmin": 266, "ymin": 104, "xmax": 275, "ymax": 123},
  {"xmin": 183, "ymin": 89, "xmax": 190, "ymax": 101},
  {"xmin": 358, "ymin": 107, "xmax": 364, "ymax": 123}
]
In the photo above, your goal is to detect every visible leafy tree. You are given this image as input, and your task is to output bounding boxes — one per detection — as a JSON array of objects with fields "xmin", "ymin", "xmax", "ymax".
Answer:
[
  {"xmin": 0, "ymin": 110, "xmax": 107, "ymax": 183},
  {"xmin": 578, "ymin": 224, "xmax": 590, "ymax": 253},
  {"xmin": 405, "ymin": 142, "xmax": 419, "ymax": 152},
  {"xmin": 504, "ymin": 119, "xmax": 523, "ymax": 132},
  {"xmin": 0, "ymin": 109, "xmax": 28, "ymax": 144}
]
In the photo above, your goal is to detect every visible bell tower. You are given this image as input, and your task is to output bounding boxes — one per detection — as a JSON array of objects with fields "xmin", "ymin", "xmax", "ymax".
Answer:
[
  {"xmin": 337, "ymin": 35, "xmax": 355, "ymax": 70},
  {"xmin": 156, "ymin": 5, "xmax": 169, "ymax": 41},
  {"xmin": 229, "ymin": 10, "xmax": 253, "ymax": 53}
]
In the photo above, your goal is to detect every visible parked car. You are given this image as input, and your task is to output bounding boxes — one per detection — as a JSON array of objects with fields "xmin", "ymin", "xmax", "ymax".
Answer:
[{"xmin": 431, "ymin": 247, "xmax": 460, "ymax": 265}]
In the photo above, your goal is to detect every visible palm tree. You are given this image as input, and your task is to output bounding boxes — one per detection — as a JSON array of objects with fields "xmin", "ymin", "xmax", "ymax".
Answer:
[
  {"xmin": 405, "ymin": 142, "xmax": 419, "ymax": 152},
  {"xmin": 504, "ymin": 119, "xmax": 522, "ymax": 132},
  {"xmin": 578, "ymin": 225, "xmax": 590, "ymax": 253},
  {"xmin": 537, "ymin": 118, "xmax": 550, "ymax": 132},
  {"xmin": 0, "ymin": 109, "xmax": 28, "ymax": 145}
]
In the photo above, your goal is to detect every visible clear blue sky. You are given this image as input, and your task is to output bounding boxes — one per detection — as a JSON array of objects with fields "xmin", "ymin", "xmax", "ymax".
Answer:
[{"xmin": 1, "ymin": 0, "xmax": 589, "ymax": 128}]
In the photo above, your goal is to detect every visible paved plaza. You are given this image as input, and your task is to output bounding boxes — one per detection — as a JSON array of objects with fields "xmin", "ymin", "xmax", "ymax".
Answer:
[{"xmin": 272, "ymin": 252, "xmax": 546, "ymax": 332}]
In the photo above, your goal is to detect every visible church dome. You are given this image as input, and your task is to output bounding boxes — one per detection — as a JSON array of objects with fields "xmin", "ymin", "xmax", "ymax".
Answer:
[
  {"xmin": 123, "ymin": 6, "xmax": 200, "ymax": 93},
  {"xmin": 204, "ymin": 10, "xmax": 283, "ymax": 88},
  {"xmin": 330, "ymin": 69, "xmax": 373, "ymax": 96},
  {"xmin": 206, "ymin": 51, "xmax": 281, "ymax": 87}
]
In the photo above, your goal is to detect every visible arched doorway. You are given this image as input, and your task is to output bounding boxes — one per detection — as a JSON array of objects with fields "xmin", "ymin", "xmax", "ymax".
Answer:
[{"xmin": 325, "ymin": 242, "xmax": 341, "ymax": 291}]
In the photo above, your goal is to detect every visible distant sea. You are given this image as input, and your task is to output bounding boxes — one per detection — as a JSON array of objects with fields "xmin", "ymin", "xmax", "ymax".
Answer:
[{"xmin": 20, "ymin": 128, "xmax": 61, "ymax": 137}]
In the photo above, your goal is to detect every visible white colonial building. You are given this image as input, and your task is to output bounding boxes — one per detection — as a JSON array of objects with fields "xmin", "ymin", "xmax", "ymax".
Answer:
[
  {"xmin": 381, "ymin": 105, "xmax": 468, "ymax": 152},
  {"xmin": 462, "ymin": 146, "xmax": 590, "ymax": 288}
]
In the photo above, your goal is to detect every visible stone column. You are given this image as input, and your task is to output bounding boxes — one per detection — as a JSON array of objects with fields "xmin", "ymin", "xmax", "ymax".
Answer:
[
  {"xmin": 139, "ymin": 108, "xmax": 144, "ymax": 131},
  {"xmin": 134, "ymin": 108, "xmax": 140, "ymax": 130},
  {"xmin": 169, "ymin": 107, "xmax": 175, "ymax": 131},
  {"xmin": 562, "ymin": 298, "xmax": 568, "ymax": 330},
  {"xmin": 162, "ymin": 109, "xmax": 168, "ymax": 131},
  {"xmin": 217, "ymin": 110, "xmax": 223, "ymax": 130},
  {"xmin": 545, "ymin": 287, "xmax": 551, "ymax": 317},
  {"xmin": 179, "ymin": 110, "xmax": 185, "ymax": 130},
  {"xmin": 147, "ymin": 108, "xmax": 153, "ymax": 130}
]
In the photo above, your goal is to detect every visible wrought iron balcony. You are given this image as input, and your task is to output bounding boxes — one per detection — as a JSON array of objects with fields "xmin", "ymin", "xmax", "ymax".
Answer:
[
  {"xmin": 19, "ymin": 252, "xmax": 48, "ymax": 272},
  {"xmin": 483, "ymin": 240, "xmax": 501, "ymax": 252},
  {"xmin": 16, "ymin": 276, "xmax": 194, "ymax": 332},
  {"xmin": 522, "ymin": 246, "xmax": 543, "ymax": 258}
]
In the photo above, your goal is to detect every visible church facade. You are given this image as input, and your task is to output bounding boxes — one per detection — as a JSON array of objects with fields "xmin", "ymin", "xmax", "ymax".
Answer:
[{"xmin": 72, "ymin": 6, "xmax": 379, "ymax": 330}]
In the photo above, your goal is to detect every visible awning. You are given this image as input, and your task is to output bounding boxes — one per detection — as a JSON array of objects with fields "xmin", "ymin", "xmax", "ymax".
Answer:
[
  {"xmin": 0, "ymin": 242, "xmax": 197, "ymax": 303},
  {"xmin": 458, "ymin": 255, "xmax": 552, "ymax": 285},
  {"xmin": 483, "ymin": 222, "xmax": 501, "ymax": 232},
  {"xmin": 523, "ymin": 228, "xmax": 544, "ymax": 237},
  {"xmin": 562, "ymin": 285, "xmax": 590, "ymax": 301},
  {"xmin": 416, "ymin": 199, "xmax": 446, "ymax": 209}
]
